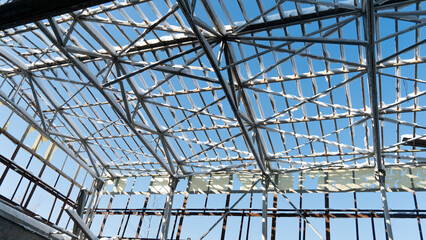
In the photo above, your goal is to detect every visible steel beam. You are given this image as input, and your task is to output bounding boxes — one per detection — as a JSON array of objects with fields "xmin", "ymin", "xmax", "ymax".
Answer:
[
  {"xmin": 68, "ymin": 19, "xmax": 179, "ymax": 176},
  {"xmin": 365, "ymin": 0, "xmax": 383, "ymax": 174},
  {"xmin": 65, "ymin": 207, "xmax": 99, "ymax": 240},
  {"xmin": 116, "ymin": 62, "xmax": 187, "ymax": 174},
  {"xmin": 261, "ymin": 176, "xmax": 269, "ymax": 240},
  {"xmin": 72, "ymin": 189, "xmax": 88, "ymax": 240},
  {"xmin": 34, "ymin": 21, "xmax": 175, "ymax": 177},
  {"xmin": 270, "ymin": 178, "xmax": 325, "ymax": 240},
  {"xmin": 176, "ymin": 0, "xmax": 267, "ymax": 175},
  {"xmin": 200, "ymin": 179, "xmax": 261, "ymax": 240},
  {"xmin": 0, "ymin": 87, "xmax": 97, "ymax": 177},
  {"xmin": 0, "ymin": 45, "xmax": 116, "ymax": 178},
  {"xmin": 235, "ymin": 8, "xmax": 359, "ymax": 34},
  {"xmin": 160, "ymin": 178, "xmax": 178, "ymax": 240},
  {"xmin": 93, "ymin": 207, "xmax": 426, "ymax": 219},
  {"xmin": 0, "ymin": 154, "xmax": 77, "ymax": 208},
  {"xmin": 378, "ymin": 174, "xmax": 393, "ymax": 240},
  {"xmin": 364, "ymin": 0, "xmax": 393, "ymax": 238},
  {"xmin": 85, "ymin": 178, "xmax": 104, "ymax": 227}
]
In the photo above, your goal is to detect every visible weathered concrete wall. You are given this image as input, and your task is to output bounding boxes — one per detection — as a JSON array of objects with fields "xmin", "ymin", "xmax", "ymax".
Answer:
[{"xmin": 0, "ymin": 216, "xmax": 48, "ymax": 240}]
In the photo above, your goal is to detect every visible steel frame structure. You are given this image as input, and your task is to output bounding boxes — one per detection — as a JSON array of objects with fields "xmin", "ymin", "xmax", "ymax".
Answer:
[{"xmin": 0, "ymin": 0, "xmax": 426, "ymax": 239}]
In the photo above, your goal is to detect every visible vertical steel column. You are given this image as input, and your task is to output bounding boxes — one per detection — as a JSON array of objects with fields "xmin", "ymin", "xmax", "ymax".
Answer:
[
  {"xmin": 85, "ymin": 178, "xmax": 104, "ymax": 227},
  {"xmin": 298, "ymin": 191, "xmax": 303, "ymax": 239},
  {"xmin": 135, "ymin": 194, "xmax": 150, "ymax": 238},
  {"xmin": 364, "ymin": 0, "xmax": 393, "ymax": 238},
  {"xmin": 271, "ymin": 192, "xmax": 278, "ymax": 240},
  {"xmin": 160, "ymin": 177, "xmax": 178, "ymax": 240},
  {"xmin": 221, "ymin": 193, "xmax": 231, "ymax": 240},
  {"xmin": 378, "ymin": 174, "xmax": 393, "ymax": 239},
  {"xmin": 413, "ymin": 192, "xmax": 424, "ymax": 240},
  {"xmin": 238, "ymin": 209, "xmax": 245, "ymax": 240},
  {"xmin": 371, "ymin": 211, "xmax": 376, "ymax": 240},
  {"xmin": 325, "ymin": 193, "xmax": 331, "ymax": 240},
  {"xmin": 364, "ymin": 2, "xmax": 380, "ymax": 170},
  {"xmin": 354, "ymin": 196, "xmax": 360, "ymax": 239},
  {"xmin": 262, "ymin": 176, "xmax": 270, "ymax": 240},
  {"xmin": 98, "ymin": 195, "xmax": 114, "ymax": 236},
  {"xmin": 175, "ymin": 193, "xmax": 188, "ymax": 240},
  {"xmin": 73, "ymin": 188, "xmax": 88, "ymax": 240},
  {"xmin": 246, "ymin": 192, "xmax": 254, "ymax": 240}
]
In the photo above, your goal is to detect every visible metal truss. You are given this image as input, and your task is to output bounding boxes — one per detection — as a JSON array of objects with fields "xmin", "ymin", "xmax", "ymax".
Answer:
[{"xmin": 0, "ymin": 0, "xmax": 426, "ymax": 239}]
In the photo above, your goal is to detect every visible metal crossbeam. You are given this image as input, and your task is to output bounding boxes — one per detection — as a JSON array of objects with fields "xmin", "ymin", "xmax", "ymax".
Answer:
[{"xmin": 177, "ymin": 0, "xmax": 268, "ymax": 175}]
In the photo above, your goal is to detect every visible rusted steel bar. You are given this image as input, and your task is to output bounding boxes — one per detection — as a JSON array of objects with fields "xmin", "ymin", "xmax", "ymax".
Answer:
[
  {"xmin": 0, "ymin": 154, "xmax": 76, "ymax": 208},
  {"xmin": 135, "ymin": 194, "xmax": 150, "ymax": 239},
  {"xmin": 413, "ymin": 192, "xmax": 424, "ymax": 240},
  {"xmin": 246, "ymin": 192, "xmax": 254, "ymax": 240},
  {"xmin": 176, "ymin": 194, "xmax": 188, "ymax": 240},
  {"xmin": 221, "ymin": 193, "xmax": 231, "ymax": 240},
  {"xmin": 92, "ymin": 209, "xmax": 426, "ymax": 219},
  {"xmin": 371, "ymin": 211, "xmax": 376, "ymax": 240},
  {"xmin": 325, "ymin": 193, "xmax": 331, "ymax": 240},
  {"xmin": 98, "ymin": 196, "xmax": 114, "ymax": 236},
  {"xmin": 271, "ymin": 193, "xmax": 277, "ymax": 240}
]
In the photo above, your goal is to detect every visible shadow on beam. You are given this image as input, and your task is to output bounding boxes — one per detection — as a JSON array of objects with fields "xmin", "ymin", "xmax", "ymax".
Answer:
[
  {"xmin": 0, "ymin": 0, "xmax": 113, "ymax": 31},
  {"xmin": 403, "ymin": 137, "xmax": 426, "ymax": 148}
]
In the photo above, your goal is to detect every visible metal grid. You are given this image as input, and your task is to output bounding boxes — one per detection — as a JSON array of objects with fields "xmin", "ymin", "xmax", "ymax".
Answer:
[{"xmin": 0, "ymin": 0, "xmax": 425, "ymax": 239}]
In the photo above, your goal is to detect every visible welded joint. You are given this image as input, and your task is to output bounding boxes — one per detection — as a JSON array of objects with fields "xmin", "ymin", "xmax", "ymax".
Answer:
[
  {"xmin": 160, "ymin": 135, "xmax": 185, "ymax": 174},
  {"xmin": 84, "ymin": 177, "xmax": 105, "ymax": 227},
  {"xmin": 35, "ymin": 20, "xmax": 175, "ymax": 177},
  {"xmin": 375, "ymin": 168, "xmax": 386, "ymax": 179},
  {"xmin": 81, "ymin": 139, "xmax": 102, "ymax": 177},
  {"xmin": 48, "ymin": 17, "xmax": 64, "ymax": 46},
  {"xmin": 94, "ymin": 177, "xmax": 105, "ymax": 192},
  {"xmin": 262, "ymin": 174, "xmax": 271, "ymax": 189},
  {"xmin": 176, "ymin": 0, "xmax": 267, "ymax": 176},
  {"xmin": 169, "ymin": 176, "xmax": 179, "ymax": 191},
  {"xmin": 63, "ymin": 12, "xmax": 83, "ymax": 46}
]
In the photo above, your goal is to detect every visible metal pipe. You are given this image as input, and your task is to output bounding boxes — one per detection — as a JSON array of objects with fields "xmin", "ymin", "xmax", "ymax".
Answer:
[
  {"xmin": 364, "ymin": 0, "xmax": 393, "ymax": 238},
  {"xmin": 72, "ymin": 189, "xmax": 88, "ymax": 240},
  {"xmin": 378, "ymin": 174, "xmax": 393, "ymax": 240},
  {"xmin": 262, "ymin": 176, "xmax": 269, "ymax": 240},
  {"xmin": 161, "ymin": 178, "xmax": 178, "ymax": 240}
]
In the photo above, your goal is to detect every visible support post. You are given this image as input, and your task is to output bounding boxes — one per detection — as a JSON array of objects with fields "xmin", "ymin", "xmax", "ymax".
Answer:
[
  {"xmin": 161, "ymin": 177, "xmax": 178, "ymax": 240},
  {"xmin": 262, "ymin": 176, "xmax": 270, "ymax": 240},
  {"xmin": 72, "ymin": 188, "xmax": 88, "ymax": 240},
  {"xmin": 221, "ymin": 193, "xmax": 231, "ymax": 240},
  {"xmin": 325, "ymin": 193, "xmax": 331, "ymax": 240},
  {"xmin": 378, "ymin": 173, "xmax": 393, "ymax": 240},
  {"xmin": 85, "ymin": 178, "xmax": 104, "ymax": 227},
  {"xmin": 271, "ymin": 192, "xmax": 278, "ymax": 240},
  {"xmin": 364, "ymin": 0, "xmax": 393, "ymax": 238}
]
